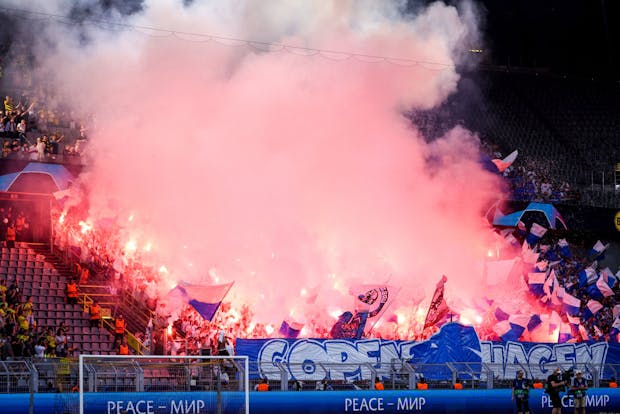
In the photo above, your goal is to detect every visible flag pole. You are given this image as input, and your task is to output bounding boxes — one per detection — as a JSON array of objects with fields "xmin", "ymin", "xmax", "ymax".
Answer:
[{"xmin": 365, "ymin": 297, "xmax": 395, "ymax": 337}]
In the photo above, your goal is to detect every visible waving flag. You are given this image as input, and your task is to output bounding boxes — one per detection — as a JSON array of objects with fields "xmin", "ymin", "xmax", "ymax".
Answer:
[
  {"xmin": 558, "ymin": 322, "xmax": 573, "ymax": 343},
  {"xmin": 551, "ymin": 284, "xmax": 565, "ymax": 307},
  {"xmin": 491, "ymin": 150, "xmax": 518, "ymax": 173},
  {"xmin": 601, "ymin": 268, "xmax": 617, "ymax": 289},
  {"xmin": 562, "ymin": 292, "xmax": 582, "ymax": 316},
  {"xmin": 609, "ymin": 318, "xmax": 620, "ymax": 343},
  {"xmin": 578, "ymin": 268, "xmax": 597, "ymax": 288},
  {"xmin": 279, "ymin": 320, "xmax": 304, "ymax": 339},
  {"xmin": 549, "ymin": 311, "xmax": 562, "ymax": 334},
  {"xmin": 521, "ymin": 243, "xmax": 540, "ymax": 264},
  {"xmin": 171, "ymin": 281, "xmax": 233, "ymax": 321},
  {"xmin": 527, "ymin": 314, "xmax": 542, "ymax": 331},
  {"xmin": 494, "ymin": 314, "xmax": 528, "ymax": 341},
  {"xmin": 514, "ymin": 221, "xmax": 527, "ymax": 241},
  {"xmin": 587, "ymin": 275, "xmax": 615, "ymax": 300},
  {"xmin": 528, "ymin": 273, "xmax": 547, "ymax": 297},
  {"xmin": 542, "ymin": 270, "xmax": 556, "ymax": 303},
  {"xmin": 588, "ymin": 240, "xmax": 609, "ymax": 260},
  {"xmin": 557, "ymin": 238, "xmax": 571, "ymax": 258},
  {"xmin": 423, "ymin": 275, "xmax": 450, "ymax": 329},
  {"xmin": 582, "ymin": 299, "xmax": 603, "ymax": 320},
  {"xmin": 494, "ymin": 307, "xmax": 510, "ymax": 322},
  {"xmin": 526, "ymin": 223, "xmax": 547, "ymax": 246},
  {"xmin": 534, "ymin": 260, "xmax": 548, "ymax": 272},
  {"xmin": 329, "ymin": 311, "xmax": 372, "ymax": 339},
  {"xmin": 504, "ymin": 233, "xmax": 520, "ymax": 248},
  {"xmin": 351, "ymin": 285, "xmax": 393, "ymax": 315}
]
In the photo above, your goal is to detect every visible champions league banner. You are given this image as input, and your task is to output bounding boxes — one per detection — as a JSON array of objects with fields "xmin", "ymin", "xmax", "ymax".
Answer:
[{"xmin": 236, "ymin": 323, "xmax": 614, "ymax": 381}]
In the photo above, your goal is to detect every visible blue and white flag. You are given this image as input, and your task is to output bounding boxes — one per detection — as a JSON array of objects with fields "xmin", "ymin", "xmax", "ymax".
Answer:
[
  {"xmin": 494, "ymin": 307, "xmax": 510, "ymax": 322},
  {"xmin": 526, "ymin": 223, "xmax": 547, "ymax": 246},
  {"xmin": 557, "ymin": 238, "xmax": 571, "ymax": 258},
  {"xmin": 578, "ymin": 324, "xmax": 592, "ymax": 341},
  {"xmin": 521, "ymin": 243, "xmax": 540, "ymax": 265},
  {"xmin": 549, "ymin": 311, "xmax": 562, "ymax": 333},
  {"xmin": 534, "ymin": 260, "xmax": 548, "ymax": 273},
  {"xmin": 601, "ymin": 267, "xmax": 617, "ymax": 289},
  {"xmin": 609, "ymin": 318, "xmax": 620, "ymax": 343},
  {"xmin": 542, "ymin": 270, "xmax": 556, "ymax": 303},
  {"xmin": 582, "ymin": 299, "xmax": 603, "ymax": 320},
  {"xmin": 171, "ymin": 281, "xmax": 233, "ymax": 321},
  {"xmin": 550, "ymin": 277, "xmax": 565, "ymax": 307},
  {"xmin": 504, "ymin": 233, "xmax": 520, "ymax": 248},
  {"xmin": 494, "ymin": 314, "xmax": 528, "ymax": 341},
  {"xmin": 558, "ymin": 322, "xmax": 573, "ymax": 343},
  {"xmin": 587, "ymin": 275, "xmax": 615, "ymax": 300},
  {"xmin": 562, "ymin": 292, "xmax": 582, "ymax": 316},
  {"xmin": 588, "ymin": 240, "xmax": 609, "ymax": 260},
  {"xmin": 527, "ymin": 314, "xmax": 542, "ymax": 331},
  {"xmin": 515, "ymin": 221, "xmax": 527, "ymax": 239},
  {"xmin": 528, "ymin": 273, "xmax": 547, "ymax": 297},
  {"xmin": 493, "ymin": 320, "xmax": 521, "ymax": 342},
  {"xmin": 567, "ymin": 314, "xmax": 581, "ymax": 329},
  {"xmin": 279, "ymin": 320, "xmax": 304, "ymax": 339},
  {"xmin": 578, "ymin": 268, "xmax": 597, "ymax": 288}
]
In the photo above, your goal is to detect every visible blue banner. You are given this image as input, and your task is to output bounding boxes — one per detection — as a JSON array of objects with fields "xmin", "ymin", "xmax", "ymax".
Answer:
[
  {"xmin": 0, "ymin": 389, "xmax": 618, "ymax": 414},
  {"xmin": 236, "ymin": 323, "xmax": 615, "ymax": 381}
]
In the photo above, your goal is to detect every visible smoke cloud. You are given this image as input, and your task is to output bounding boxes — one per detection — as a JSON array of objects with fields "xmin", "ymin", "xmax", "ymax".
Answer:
[{"xmin": 8, "ymin": 0, "xmax": 504, "ymax": 336}]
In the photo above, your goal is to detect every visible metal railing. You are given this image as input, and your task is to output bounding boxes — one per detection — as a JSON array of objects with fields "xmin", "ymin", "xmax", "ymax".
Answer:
[{"xmin": 0, "ymin": 359, "xmax": 617, "ymax": 393}]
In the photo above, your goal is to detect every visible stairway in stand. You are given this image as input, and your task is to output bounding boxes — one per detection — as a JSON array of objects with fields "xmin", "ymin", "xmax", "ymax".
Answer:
[{"xmin": 23, "ymin": 243, "xmax": 115, "ymax": 355}]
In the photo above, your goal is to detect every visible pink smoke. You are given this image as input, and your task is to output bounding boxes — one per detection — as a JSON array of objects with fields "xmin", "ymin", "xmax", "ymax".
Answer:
[{"xmin": 28, "ymin": 0, "xmax": 504, "ymax": 336}]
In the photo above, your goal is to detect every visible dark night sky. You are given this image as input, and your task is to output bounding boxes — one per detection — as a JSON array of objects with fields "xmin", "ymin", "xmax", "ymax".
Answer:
[
  {"xmin": 1, "ymin": 0, "xmax": 619, "ymax": 79},
  {"xmin": 469, "ymin": 0, "xmax": 619, "ymax": 78}
]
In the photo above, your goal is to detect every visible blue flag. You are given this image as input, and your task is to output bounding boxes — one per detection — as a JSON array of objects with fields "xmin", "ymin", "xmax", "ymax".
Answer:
[
  {"xmin": 171, "ymin": 281, "xmax": 233, "ymax": 321},
  {"xmin": 279, "ymin": 320, "xmax": 304, "ymax": 339},
  {"xmin": 526, "ymin": 223, "xmax": 547, "ymax": 246}
]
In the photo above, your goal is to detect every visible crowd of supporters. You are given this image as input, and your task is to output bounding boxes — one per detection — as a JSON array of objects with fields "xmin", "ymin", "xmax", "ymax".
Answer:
[
  {"xmin": 1, "ymin": 93, "xmax": 88, "ymax": 160},
  {"xmin": 0, "ymin": 278, "xmax": 76, "ymax": 359}
]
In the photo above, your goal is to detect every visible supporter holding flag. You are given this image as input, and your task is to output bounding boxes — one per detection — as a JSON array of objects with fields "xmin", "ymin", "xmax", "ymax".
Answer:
[{"xmin": 330, "ymin": 286, "xmax": 391, "ymax": 339}]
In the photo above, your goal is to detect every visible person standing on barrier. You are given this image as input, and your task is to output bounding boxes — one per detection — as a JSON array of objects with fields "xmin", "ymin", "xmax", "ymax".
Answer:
[
  {"xmin": 570, "ymin": 370, "xmax": 587, "ymax": 414},
  {"xmin": 512, "ymin": 370, "xmax": 530, "ymax": 414},
  {"xmin": 547, "ymin": 368, "xmax": 567, "ymax": 414}
]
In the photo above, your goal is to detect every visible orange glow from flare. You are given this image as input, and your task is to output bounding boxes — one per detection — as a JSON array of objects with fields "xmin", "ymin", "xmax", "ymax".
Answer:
[{"xmin": 167, "ymin": 323, "xmax": 173, "ymax": 336}]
